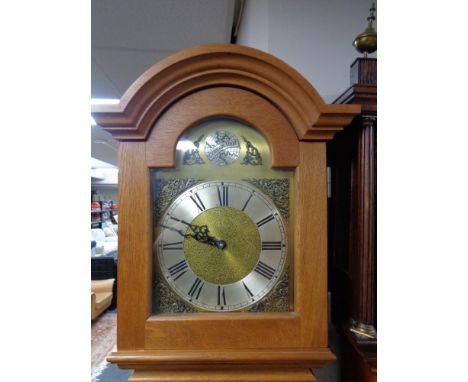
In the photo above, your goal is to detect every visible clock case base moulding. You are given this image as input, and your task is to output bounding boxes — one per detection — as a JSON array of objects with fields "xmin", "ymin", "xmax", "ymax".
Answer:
[
  {"xmin": 108, "ymin": 348, "xmax": 334, "ymax": 381},
  {"xmin": 128, "ymin": 369, "xmax": 316, "ymax": 382}
]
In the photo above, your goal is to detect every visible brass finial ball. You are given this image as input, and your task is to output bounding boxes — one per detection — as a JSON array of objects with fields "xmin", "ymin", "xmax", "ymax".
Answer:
[{"xmin": 353, "ymin": 3, "xmax": 377, "ymax": 57}]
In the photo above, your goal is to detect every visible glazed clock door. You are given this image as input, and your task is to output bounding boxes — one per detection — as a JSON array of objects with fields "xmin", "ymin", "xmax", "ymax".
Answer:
[{"xmin": 151, "ymin": 119, "xmax": 293, "ymax": 314}]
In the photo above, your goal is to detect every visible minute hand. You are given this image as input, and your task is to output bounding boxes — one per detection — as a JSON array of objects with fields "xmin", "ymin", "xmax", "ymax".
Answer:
[{"xmin": 169, "ymin": 216, "xmax": 225, "ymax": 249}]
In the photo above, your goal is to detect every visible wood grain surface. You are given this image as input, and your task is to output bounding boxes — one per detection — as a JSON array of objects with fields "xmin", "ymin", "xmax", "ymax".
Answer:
[
  {"xmin": 294, "ymin": 142, "xmax": 328, "ymax": 345},
  {"xmin": 116, "ymin": 142, "xmax": 152, "ymax": 349},
  {"xmin": 128, "ymin": 368, "xmax": 316, "ymax": 382}
]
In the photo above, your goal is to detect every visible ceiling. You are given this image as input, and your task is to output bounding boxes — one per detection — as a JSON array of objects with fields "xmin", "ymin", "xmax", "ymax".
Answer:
[{"xmin": 91, "ymin": 0, "xmax": 236, "ymax": 166}]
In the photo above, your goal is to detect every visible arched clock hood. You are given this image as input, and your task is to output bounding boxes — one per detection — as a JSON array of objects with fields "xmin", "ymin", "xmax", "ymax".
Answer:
[{"xmin": 92, "ymin": 44, "xmax": 359, "ymax": 141}]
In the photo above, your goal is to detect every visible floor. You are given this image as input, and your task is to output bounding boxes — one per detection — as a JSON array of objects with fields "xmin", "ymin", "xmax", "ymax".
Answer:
[
  {"xmin": 313, "ymin": 323, "xmax": 341, "ymax": 382},
  {"xmin": 91, "ymin": 310, "xmax": 341, "ymax": 382},
  {"xmin": 91, "ymin": 310, "xmax": 131, "ymax": 382}
]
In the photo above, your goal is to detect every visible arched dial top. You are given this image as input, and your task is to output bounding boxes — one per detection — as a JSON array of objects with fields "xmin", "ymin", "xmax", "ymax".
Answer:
[{"xmin": 156, "ymin": 181, "xmax": 287, "ymax": 312}]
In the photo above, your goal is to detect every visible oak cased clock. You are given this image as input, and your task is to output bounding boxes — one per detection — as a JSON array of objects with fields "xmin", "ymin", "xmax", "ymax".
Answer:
[{"xmin": 92, "ymin": 44, "xmax": 359, "ymax": 382}]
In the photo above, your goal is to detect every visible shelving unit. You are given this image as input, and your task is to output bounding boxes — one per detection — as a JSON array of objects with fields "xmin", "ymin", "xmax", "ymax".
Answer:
[{"xmin": 91, "ymin": 205, "xmax": 118, "ymax": 228}]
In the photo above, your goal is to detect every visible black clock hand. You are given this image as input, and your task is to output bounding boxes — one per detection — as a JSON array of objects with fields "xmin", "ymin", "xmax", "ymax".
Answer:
[
  {"xmin": 160, "ymin": 224, "xmax": 187, "ymax": 238},
  {"xmin": 162, "ymin": 222, "xmax": 215, "ymax": 243},
  {"xmin": 168, "ymin": 216, "xmax": 226, "ymax": 249},
  {"xmin": 188, "ymin": 224, "xmax": 226, "ymax": 249},
  {"xmin": 169, "ymin": 216, "xmax": 194, "ymax": 228}
]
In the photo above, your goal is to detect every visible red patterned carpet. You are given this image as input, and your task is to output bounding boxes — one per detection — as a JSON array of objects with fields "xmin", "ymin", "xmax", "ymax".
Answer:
[{"xmin": 91, "ymin": 311, "xmax": 117, "ymax": 381}]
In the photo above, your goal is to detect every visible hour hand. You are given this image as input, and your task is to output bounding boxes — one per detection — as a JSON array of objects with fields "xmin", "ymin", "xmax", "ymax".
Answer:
[
  {"xmin": 187, "ymin": 224, "xmax": 226, "ymax": 249},
  {"xmin": 169, "ymin": 216, "xmax": 194, "ymax": 228},
  {"xmin": 169, "ymin": 216, "xmax": 226, "ymax": 249},
  {"xmin": 160, "ymin": 224, "xmax": 187, "ymax": 238}
]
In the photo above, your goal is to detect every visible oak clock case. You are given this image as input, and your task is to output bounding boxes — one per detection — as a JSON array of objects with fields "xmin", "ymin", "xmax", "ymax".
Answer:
[
  {"xmin": 152, "ymin": 119, "xmax": 293, "ymax": 313},
  {"xmin": 92, "ymin": 44, "xmax": 361, "ymax": 382}
]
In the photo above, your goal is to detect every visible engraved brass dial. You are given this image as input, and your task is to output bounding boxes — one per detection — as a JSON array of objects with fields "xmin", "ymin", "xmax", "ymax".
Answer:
[
  {"xmin": 184, "ymin": 207, "xmax": 261, "ymax": 284},
  {"xmin": 157, "ymin": 181, "xmax": 287, "ymax": 311}
]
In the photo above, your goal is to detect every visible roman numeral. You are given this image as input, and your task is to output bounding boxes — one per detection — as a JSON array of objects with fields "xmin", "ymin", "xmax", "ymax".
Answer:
[
  {"xmin": 168, "ymin": 259, "xmax": 188, "ymax": 280},
  {"xmin": 241, "ymin": 192, "xmax": 254, "ymax": 211},
  {"xmin": 217, "ymin": 285, "xmax": 226, "ymax": 307},
  {"xmin": 162, "ymin": 241, "xmax": 184, "ymax": 250},
  {"xmin": 190, "ymin": 192, "xmax": 206, "ymax": 212},
  {"xmin": 256, "ymin": 214, "xmax": 275, "ymax": 228},
  {"xmin": 254, "ymin": 261, "xmax": 276, "ymax": 280},
  {"xmin": 261, "ymin": 241, "xmax": 282, "ymax": 250},
  {"xmin": 242, "ymin": 281, "xmax": 254, "ymax": 299},
  {"xmin": 188, "ymin": 277, "xmax": 204, "ymax": 300},
  {"xmin": 217, "ymin": 184, "xmax": 229, "ymax": 206}
]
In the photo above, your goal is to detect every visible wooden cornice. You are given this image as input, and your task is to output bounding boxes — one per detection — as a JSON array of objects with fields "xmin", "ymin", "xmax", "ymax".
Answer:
[
  {"xmin": 333, "ymin": 84, "xmax": 376, "ymax": 115},
  {"xmin": 92, "ymin": 44, "xmax": 360, "ymax": 141}
]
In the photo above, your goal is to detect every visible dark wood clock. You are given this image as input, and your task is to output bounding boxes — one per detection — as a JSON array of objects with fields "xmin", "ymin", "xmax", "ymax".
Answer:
[{"xmin": 92, "ymin": 44, "xmax": 359, "ymax": 382}]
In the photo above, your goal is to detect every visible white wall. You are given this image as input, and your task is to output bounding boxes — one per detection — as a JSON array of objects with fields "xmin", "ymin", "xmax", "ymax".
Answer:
[
  {"xmin": 92, "ymin": 167, "xmax": 118, "ymax": 202},
  {"xmin": 238, "ymin": 0, "xmax": 377, "ymax": 102}
]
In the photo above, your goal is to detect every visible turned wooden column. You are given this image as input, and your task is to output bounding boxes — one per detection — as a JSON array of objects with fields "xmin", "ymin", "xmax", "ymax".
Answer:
[{"xmin": 349, "ymin": 115, "xmax": 376, "ymax": 327}]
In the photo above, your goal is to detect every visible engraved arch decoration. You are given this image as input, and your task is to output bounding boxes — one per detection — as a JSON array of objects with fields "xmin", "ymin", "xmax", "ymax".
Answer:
[{"xmin": 92, "ymin": 44, "xmax": 360, "ymax": 141}]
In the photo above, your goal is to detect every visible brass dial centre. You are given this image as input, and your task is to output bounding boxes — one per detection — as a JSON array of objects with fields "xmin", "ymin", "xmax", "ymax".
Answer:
[{"xmin": 184, "ymin": 207, "xmax": 261, "ymax": 285}]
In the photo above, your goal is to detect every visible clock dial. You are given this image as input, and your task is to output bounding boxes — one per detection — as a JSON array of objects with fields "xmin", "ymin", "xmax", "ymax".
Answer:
[
  {"xmin": 152, "ymin": 118, "xmax": 292, "ymax": 313},
  {"xmin": 157, "ymin": 181, "xmax": 287, "ymax": 311}
]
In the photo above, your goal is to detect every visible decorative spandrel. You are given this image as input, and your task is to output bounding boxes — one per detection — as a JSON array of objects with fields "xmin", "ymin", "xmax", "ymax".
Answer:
[
  {"xmin": 182, "ymin": 135, "xmax": 205, "ymax": 165},
  {"xmin": 241, "ymin": 136, "xmax": 263, "ymax": 166},
  {"xmin": 151, "ymin": 119, "xmax": 293, "ymax": 314}
]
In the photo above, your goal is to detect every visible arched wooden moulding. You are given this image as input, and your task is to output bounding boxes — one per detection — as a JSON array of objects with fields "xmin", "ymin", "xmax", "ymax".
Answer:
[
  {"xmin": 92, "ymin": 44, "xmax": 360, "ymax": 142},
  {"xmin": 145, "ymin": 86, "xmax": 300, "ymax": 168}
]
